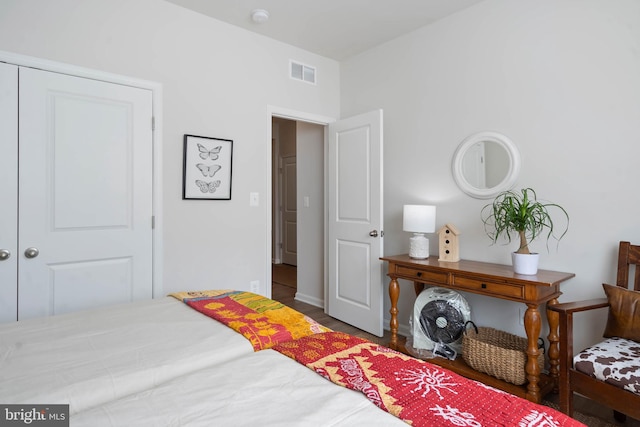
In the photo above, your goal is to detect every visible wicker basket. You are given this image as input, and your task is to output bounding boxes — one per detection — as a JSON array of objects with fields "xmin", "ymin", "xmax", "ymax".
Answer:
[{"xmin": 462, "ymin": 322, "xmax": 544, "ymax": 386}]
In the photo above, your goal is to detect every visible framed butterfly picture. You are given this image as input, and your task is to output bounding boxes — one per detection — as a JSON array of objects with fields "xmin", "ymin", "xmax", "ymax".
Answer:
[{"xmin": 182, "ymin": 134, "xmax": 233, "ymax": 200}]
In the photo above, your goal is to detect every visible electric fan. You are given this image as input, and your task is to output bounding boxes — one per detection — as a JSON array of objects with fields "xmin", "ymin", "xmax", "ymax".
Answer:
[{"xmin": 412, "ymin": 287, "xmax": 471, "ymax": 355}]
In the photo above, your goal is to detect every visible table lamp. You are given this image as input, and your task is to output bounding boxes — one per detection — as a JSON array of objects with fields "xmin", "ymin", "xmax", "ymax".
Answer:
[{"xmin": 403, "ymin": 205, "xmax": 436, "ymax": 259}]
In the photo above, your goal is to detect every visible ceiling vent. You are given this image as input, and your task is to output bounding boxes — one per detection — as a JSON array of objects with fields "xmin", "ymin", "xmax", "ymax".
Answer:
[{"xmin": 290, "ymin": 60, "xmax": 316, "ymax": 85}]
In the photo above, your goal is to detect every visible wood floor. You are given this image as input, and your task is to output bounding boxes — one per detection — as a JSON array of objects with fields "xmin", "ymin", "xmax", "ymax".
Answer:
[
  {"xmin": 271, "ymin": 281, "xmax": 638, "ymax": 427},
  {"xmin": 271, "ymin": 281, "xmax": 390, "ymax": 345},
  {"xmin": 272, "ymin": 263, "xmax": 297, "ymax": 289}
]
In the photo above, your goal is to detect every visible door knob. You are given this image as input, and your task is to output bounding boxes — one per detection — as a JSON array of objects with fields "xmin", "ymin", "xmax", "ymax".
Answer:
[
  {"xmin": 24, "ymin": 247, "xmax": 39, "ymax": 259},
  {"xmin": 0, "ymin": 249, "xmax": 10, "ymax": 261},
  {"xmin": 369, "ymin": 230, "xmax": 378, "ymax": 237}
]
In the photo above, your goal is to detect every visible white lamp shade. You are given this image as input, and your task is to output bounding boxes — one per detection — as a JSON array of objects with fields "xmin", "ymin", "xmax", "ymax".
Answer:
[{"xmin": 403, "ymin": 205, "xmax": 436, "ymax": 233}]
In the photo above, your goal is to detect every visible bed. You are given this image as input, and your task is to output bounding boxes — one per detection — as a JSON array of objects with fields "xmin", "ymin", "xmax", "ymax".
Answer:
[
  {"xmin": 0, "ymin": 294, "xmax": 254, "ymax": 414},
  {"xmin": 0, "ymin": 290, "xmax": 586, "ymax": 426}
]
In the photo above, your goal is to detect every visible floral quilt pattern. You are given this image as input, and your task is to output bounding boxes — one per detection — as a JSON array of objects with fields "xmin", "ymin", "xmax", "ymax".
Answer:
[
  {"xmin": 273, "ymin": 332, "xmax": 585, "ymax": 427},
  {"xmin": 170, "ymin": 290, "xmax": 330, "ymax": 350}
]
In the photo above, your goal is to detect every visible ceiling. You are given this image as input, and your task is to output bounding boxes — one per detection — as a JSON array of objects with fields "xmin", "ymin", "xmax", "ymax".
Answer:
[{"xmin": 164, "ymin": 0, "xmax": 485, "ymax": 61}]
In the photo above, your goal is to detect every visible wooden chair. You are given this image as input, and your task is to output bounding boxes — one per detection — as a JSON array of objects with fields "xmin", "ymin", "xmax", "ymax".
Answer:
[{"xmin": 549, "ymin": 241, "xmax": 640, "ymax": 421}]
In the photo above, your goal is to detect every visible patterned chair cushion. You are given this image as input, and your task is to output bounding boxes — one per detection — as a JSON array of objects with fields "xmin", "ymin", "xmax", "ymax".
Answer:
[{"xmin": 574, "ymin": 337, "xmax": 640, "ymax": 395}]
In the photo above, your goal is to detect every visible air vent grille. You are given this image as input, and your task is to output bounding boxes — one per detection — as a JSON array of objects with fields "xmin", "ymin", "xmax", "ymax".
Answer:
[{"xmin": 290, "ymin": 60, "xmax": 316, "ymax": 84}]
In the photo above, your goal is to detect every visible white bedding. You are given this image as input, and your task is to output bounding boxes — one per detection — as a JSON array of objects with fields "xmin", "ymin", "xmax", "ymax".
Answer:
[
  {"xmin": 2, "ymin": 292, "xmax": 585, "ymax": 427},
  {"xmin": 0, "ymin": 297, "xmax": 253, "ymax": 414},
  {"xmin": 71, "ymin": 348, "xmax": 407, "ymax": 427}
]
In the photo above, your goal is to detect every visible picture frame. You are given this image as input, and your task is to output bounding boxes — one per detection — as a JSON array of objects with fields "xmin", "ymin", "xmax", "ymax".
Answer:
[{"xmin": 182, "ymin": 134, "xmax": 233, "ymax": 200}]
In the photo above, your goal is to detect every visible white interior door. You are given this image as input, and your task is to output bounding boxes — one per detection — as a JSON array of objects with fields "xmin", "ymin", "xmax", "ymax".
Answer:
[
  {"xmin": 327, "ymin": 110, "xmax": 384, "ymax": 337},
  {"xmin": 462, "ymin": 142, "xmax": 486, "ymax": 189},
  {"xmin": 0, "ymin": 63, "xmax": 18, "ymax": 322},
  {"xmin": 281, "ymin": 155, "xmax": 297, "ymax": 265},
  {"xmin": 18, "ymin": 67, "xmax": 154, "ymax": 319}
]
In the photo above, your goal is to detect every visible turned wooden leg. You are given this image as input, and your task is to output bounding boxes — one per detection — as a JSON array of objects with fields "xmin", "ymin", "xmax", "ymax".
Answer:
[
  {"xmin": 389, "ymin": 277, "xmax": 400, "ymax": 350},
  {"xmin": 546, "ymin": 297, "xmax": 560, "ymax": 392},
  {"xmin": 524, "ymin": 303, "xmax": 542, "ymax": 402}
]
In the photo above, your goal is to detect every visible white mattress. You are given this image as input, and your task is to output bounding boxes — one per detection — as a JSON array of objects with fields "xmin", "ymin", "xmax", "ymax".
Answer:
[
  {"xmin": 71, "ymin": 348, "xmax": 407, "ymax": 427},
  {"xmin": 0, "ymin": 297, "xmax": 253, "ymax": 414}
]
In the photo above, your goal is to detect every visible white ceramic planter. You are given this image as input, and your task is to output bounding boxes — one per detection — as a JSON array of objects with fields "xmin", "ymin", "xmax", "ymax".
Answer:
[{"xmin": 511, "ymin": 252, "xmax": 539, "ymax": 275}]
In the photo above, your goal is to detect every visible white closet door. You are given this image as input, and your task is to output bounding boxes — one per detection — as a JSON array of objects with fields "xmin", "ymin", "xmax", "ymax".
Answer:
[
  {"xmin": 0, "ymin": 63, "xmax": 18, "ymax": 322},
  {"xmin": 18, "ymin": 67, "xmax": 154, "ymax": 319}
]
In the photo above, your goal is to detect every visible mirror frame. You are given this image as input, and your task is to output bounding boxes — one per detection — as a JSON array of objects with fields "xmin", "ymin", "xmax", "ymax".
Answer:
[{"xmin": 451, "ymin": 131, "xmax": 521, "ymax": 199}]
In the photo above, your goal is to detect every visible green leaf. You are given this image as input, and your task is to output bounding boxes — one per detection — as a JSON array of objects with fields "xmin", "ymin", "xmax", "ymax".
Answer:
[{"xmin": 481, "ymin": 188, "xmax": 569, "ymax": 253}]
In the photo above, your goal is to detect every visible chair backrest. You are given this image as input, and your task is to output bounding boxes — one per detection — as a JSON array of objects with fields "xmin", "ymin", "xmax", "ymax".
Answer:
[{"xmin": 616, "ymin": 241, "xmax": 640, "ymax": 291}]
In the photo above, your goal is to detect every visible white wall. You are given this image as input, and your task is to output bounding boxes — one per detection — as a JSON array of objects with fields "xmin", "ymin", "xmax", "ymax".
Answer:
[
  {"xmin": 3, "ymin": 0, "xmax": 639, "ymax": 353},
  {"xmin": 341, "ymin": 0, "xmax": 640, "ymax": 351},
  {"xmin": 0, "ymin": 0, "xmax": 340, "ymax": 296}
]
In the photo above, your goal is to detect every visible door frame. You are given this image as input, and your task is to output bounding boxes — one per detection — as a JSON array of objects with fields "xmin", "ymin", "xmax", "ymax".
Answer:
[
  {"xmin": 0, "ymin": 50, "xmax": 164, "ymax": 298},
  {"xmin": 266, "ymin": 106, "xmax": 334, "ymax": 300}
]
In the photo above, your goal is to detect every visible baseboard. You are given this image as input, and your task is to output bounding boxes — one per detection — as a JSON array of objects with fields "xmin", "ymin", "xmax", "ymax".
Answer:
[
  {"xmin": 383, "ymin": 316, "xmax": 411, "ymax": 337},
  {"xmin": 294, "ymin": 292, "xmax": 323, "ymax": 308}
]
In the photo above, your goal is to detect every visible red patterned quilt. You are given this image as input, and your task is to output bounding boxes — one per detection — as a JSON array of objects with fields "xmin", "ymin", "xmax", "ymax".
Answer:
[
  {"xmin": 170, "ymin": 290, "xmax": 331, "ymax": 350},
  {"xmin": 273, "ymin": 332, "xmax": 585, "ymax": 427}
]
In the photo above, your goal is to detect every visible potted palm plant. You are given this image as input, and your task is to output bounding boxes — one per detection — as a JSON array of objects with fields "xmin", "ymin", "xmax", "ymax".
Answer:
[{"xmin": 481, "ymin": 188, "xmax": 569, "ymax": 274}]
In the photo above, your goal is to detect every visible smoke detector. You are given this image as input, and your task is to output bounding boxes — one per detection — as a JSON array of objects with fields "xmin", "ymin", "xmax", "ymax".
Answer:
[{"xmin": 251, "ymin": 9, "xmax": 269, "ymax": 24}]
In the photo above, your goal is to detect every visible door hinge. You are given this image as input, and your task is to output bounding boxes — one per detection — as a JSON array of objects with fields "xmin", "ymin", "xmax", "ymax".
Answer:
[
  {"xmin": 152, "ymin": 215, "xmax": 155, "ymax": 229},
  {"xmin": 151, "ymin": 117, "xmax": 155, "ymax": 131}
]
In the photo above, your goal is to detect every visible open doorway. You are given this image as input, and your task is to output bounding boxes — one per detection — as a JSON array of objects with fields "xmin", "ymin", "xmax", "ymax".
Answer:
[
  {"xmin": 272, "ymin": 117, "xmax": 297, "ymax": 268},
  {"xmin": 271, "ymin": 116, "xmax": 325, "ymax": 307},
  {"xmin": 268, "ymin": 108, "xmax": 384, "ymax": 336}
]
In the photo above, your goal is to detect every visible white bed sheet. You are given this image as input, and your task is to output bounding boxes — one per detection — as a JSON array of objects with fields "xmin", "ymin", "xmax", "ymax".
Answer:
[
  {"xmin": 0, "ymin": 297, "xmax": 253, "ymax": 414},
  {"xmin": 71, "ymin": 348, "xmax": 407, "ymax": 427}
]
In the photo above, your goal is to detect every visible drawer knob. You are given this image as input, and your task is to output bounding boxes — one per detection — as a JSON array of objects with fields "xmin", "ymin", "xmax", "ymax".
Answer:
[
  {"xmin": 416, "ymin": 272, "xmax": 423, "ymax": 277},
  {"xmin": 481, "ymin": 283, "xmax": 487, "ymax": 289}
]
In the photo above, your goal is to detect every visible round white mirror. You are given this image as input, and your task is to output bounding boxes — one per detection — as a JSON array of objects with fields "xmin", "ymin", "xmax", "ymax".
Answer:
[{"xmin": 451, "ymin": 131, "xmax": 521, "ymax": 199}]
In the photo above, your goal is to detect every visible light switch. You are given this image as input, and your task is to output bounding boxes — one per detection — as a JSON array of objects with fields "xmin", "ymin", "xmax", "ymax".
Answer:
[
  {"xmin": 303, "ymin": 196, "xmax": 310, "ymax": 208},
  {"xmin": 250, "ymin": 192, "xmax": 259, "ymax": 207}
]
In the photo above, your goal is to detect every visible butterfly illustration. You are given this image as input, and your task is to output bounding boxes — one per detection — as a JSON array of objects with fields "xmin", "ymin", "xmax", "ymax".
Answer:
[
  {"xmin": 196, "ymin": 163, "xmax": 222, "ymax": 177},
  {"xmin": 195, "ymin": 180, "xmax": 221, "ymax": 193},
  {"xmin": 198, "ymin": 144, "xmax": 222, "ymax": 160}
]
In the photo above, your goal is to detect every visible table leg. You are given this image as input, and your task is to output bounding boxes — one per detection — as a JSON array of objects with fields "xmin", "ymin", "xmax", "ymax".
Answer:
[
  {"xmin": 524, "ymin": 303, "xmax": 542, "ymax": 402},
  {"xmin": 546, "ymin": 297, "xmax": 560, "ymax": 392},
  {"xmin": 413, "ymin": 281, "xmax": 425, "ymax": 296},
  {"xmin": 389, "ymin": 276, "xmax": 399, "ymax": 350}
]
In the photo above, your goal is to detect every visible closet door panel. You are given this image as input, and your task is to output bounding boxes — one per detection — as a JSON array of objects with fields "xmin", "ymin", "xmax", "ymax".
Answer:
[
  {"xmin": 0, "ymin": 63, "xmax": 18, "ymax": 322},
  {"xmin": 18, "ymin": 67, "xmax": 153, "ymax": 319}
]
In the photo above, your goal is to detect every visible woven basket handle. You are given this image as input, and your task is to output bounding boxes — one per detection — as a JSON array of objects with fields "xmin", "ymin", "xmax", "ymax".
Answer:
[{"xmin": 464, "ymin": 320, "xmax": 478, "ymax": 335}]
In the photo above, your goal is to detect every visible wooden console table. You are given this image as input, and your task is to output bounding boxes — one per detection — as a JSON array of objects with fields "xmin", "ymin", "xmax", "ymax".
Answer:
[{"xmin": 381, "ymin": 254, "xmax": 574, "ymax": 403}]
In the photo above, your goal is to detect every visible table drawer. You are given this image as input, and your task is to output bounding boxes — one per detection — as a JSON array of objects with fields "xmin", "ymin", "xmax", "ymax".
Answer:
[
  {"xmin": 453, "ymin": 276, "xmax": 524, "ymax": 299},
  {"xmin": 395, "ymin": 266, "xmax": 448, "ymax": 285}
]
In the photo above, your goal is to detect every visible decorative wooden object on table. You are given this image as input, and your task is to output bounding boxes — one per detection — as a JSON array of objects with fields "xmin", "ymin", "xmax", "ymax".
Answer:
[
  {"xmin": 438, "ymin": 223, "xmax": 460, "ymax": 262},
  {"xmin": 380, "ymin": 254, "xmax": 574, "ymax": 403}
]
